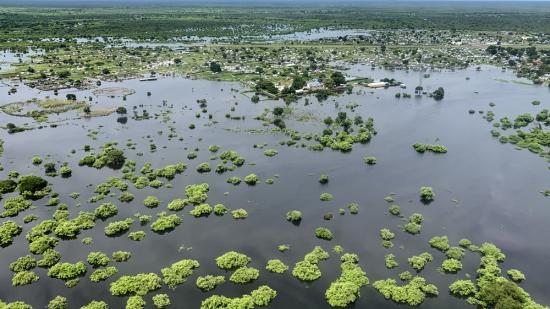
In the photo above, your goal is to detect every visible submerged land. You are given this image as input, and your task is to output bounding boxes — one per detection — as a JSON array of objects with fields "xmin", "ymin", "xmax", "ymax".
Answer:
[{"xmin": 0, "ymin": 1, "xmax": 550, "ymax": 309}]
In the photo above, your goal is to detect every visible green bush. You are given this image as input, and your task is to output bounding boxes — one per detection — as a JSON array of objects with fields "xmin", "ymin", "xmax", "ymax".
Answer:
[
  {"xmin": 266, "ymin": 259, "xmax": 288, "ymax": 274},
  {"xmin": 449, "ymin": 279, "xmax": 476, "ymax": 296},
  {"xmin": 90, "ymin": 266, "xmax": 118, "ymax": 282},
  {"xmin": 231, "ymin": 208, "xmax": 248, "ymax": 219},
  {"xmin": 315, "ymin": 227, "xmax": 333, "ymax": 240},
  {"xmin": 161, "ymin": 259, "xmax": 200, "ymax": 288},
  {"xmin": 143, "ymin": 196, "xmax": 160, "ymax": 208},
  {"xmin": 196, "ymin": 275, "xmax": 225, "ymax": 291},
  {"xmin": 87, "ymin": 252, "xmax": 110, "ymax": 267},
  {"xmin": 152, "ymin": 294, "xmax": 171, "ymax": 308},
  {"xmin": 215, "ymin": 251, "xmax": 251, "ymax": 270},
  {"xmin": 110, "ymin": 273, "xmax": 161, "ymax": 296},
  {"xmin": 151, "ymin": 214, "xmax": 181, "ymax": 233},
  {"xmin": 229, "ymin": 266, "xmax": 259, "ymax": 284},
  {"xmin": 244, "ymin": 173, "xmax": 259, "ymax": 185}
]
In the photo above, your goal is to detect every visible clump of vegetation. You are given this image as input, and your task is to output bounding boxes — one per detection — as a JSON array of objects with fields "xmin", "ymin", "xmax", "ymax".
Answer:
[
  {"xmin": 413, "ymin": 143, "xmax": 447, "ymax": 153},
  {"xmin": 12, "ymin": 270, "xmax": 39, "ymax": 286},
  {"xmin": 363, "ymin": 156, "xmax": 377, "ymax": 165},
  {"xmin": 143, "ymin": 196, "xmax": 160, "ymax": 208},
  {"xmin": 292, "ymin": 246, "xmax": 329, "ymax": 281},
  {"xmin": 79, "ymin": 143, "xmax": 126, "ymax": 170},
  {"xmin": 47, "ymin": 296, "xmax": 68, "ymax": 309},
  {"xmin": 264, "ymin": 149, "xmax": 278, "ymax": 157},
  {"xmin": 18, "ymin": 175, "xmax": 49, "ymax": 199},
  {"xmin": 231, "ymin": 208, "xmax": 248, "ymax": 219},
  {"xmin": 404, "ymin": 213, "xmax": 424, "ymax": 234},
  {"xmin": 104, "ymin": 218, "xmax": 134, "ymax": 236},
  {"xmin": 286, "ymin": 210, "xmax": 302, "ymax": 222},
  {"xmin": 151, "ymin": 213, "xmax": 182, "ymax": 233},
  {"xmin": 110, "ymin": 273, "xmax": 161, "ymax": 296},
  {"xmin": 315, "ymin": 227, "xmax": 333, "ymax": 240},
  {"xmin": 189, "ymin": 204, "xmax": 213, "ymax": 217},
  {"xmin": 389, "ymin": 205, "xmax": 400, "ymax": 216},
  {"xmin": 373, "ymin": 276, "xmax": 438, "ymax": 306},
  {"xmin": 196, "ymin": 162, "xmax": 211, "ymax": 173},
  {"xmin": 429, "ymin": 235, "xmax": 450, "ymax": 251},
  {"xmin": 167, "ymin": 198, "xmax": 186, "ymax": 211},
  {"xmin": 112, "ymin": 251, "xmax": 131, "ymax": 262},
  {"xmin": 90, "ymin": 266, "xmax": 118, "ymax": 282},
  {"xmin": 128, "ymin": 231, "xmax": 146, "ymax": 241},
  {"xmin": 47, "ymin": 261, "xmax": 87, "ymax": 285},
  {"xmin": 229, "ymin": 266, "xmax": 260, "ymax": 284},
  {"xmin": 441, "ymin": 258, "xmax": 463, "ymax": 273},
  {"xmin": 507, "ymin": 269, "xmax": 526, "ymax": 282},
  {"xmin": 408, "ymin": 252, "xmax": 433, "ymax": 271},
  {"xmin": 244, "ymin": 173, "xmax": 259, "ymax": 185},
  {"xmin": 87, "ymin": 252, "xmax": 110, "ymax": 267},
  {"xmin": 2, "ymin": 196, "xmax": 33, "ymax": 217},
  {"xmin": 226, "ymin": 176, "xmax": 241, "ymax": 185},
  {"xmin": 266, "ymin": 259, "xmax": 289, "ymax": 274},
  {"xmin": 196, "ymin": 275, "xmax": 225, "ymax": 291},
  {"xmin": 94, "ymin": 202, "xmax": 118, "ymax": 219},
  {"xmin": 419, "ymin": 186, "xmax": 435, "ymax": 201},
  {"xmin": 385, "ymin": 254, "xmax": 399, "ymax": 269},
  {"xmin": 161, "ymin": 259, "xmax": 200, "ymax": 288},
  {"xmin": 200, "ymin": 285, "xmax": 276, "ymax": 309},
  {"xmin": 319, "ymin": 175, "xmax": 329, "ymax": 184},
  {"xmin": 0, "ymin": 220, "xmax": 22, "ymax": 247},
  {"xmin": 449, "ymin": 279, "xmax": 477, "ymax": 297},
  {"xmin": 216, "ymin": 251, "xmax": 251, "ymax": 270},
  {"xmin": 320, "ymin": 193, "xmax": 333, "ymax": 201},
  {"xmin": 185, "ymin": 183, "xmax": 209, "ymax": 204},
  {"xmin": 152, "ymin": 294, "xmax": 171, "ymax": 308},
  {"xmin": 325, "ymin": 253, "xmax": 369, "ymax": 307}
]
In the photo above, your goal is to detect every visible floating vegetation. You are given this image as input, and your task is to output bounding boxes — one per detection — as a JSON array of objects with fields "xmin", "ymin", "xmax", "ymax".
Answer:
[
  {"xmin": 151, "ymin": 213, "xmax": 181, "ymax": 233},
  {"xmin": 161, "ymin": 259, "xmax": 200, "ymax": 288},
  {"xmin": 266, "ymin": 259, "xmax": 289, "ymax": 274},
  {"xmin": 325, "ymin": 253, "xmax": 369, "ymax": 307},
  {"xmin": 408, "ymin": 252, "xmax": 433, "ymax": 271},
  {"xmin": 419, "ymin": 187, "xmax": 435, "ymax": 202},
  {"xmin": 413, "ymin": 143, "xmax": 448, "ymax": 154},
  {"xmin": 110, "ymin": 273, "xmax": 161, "ymax": 296},
  {"xmin": 200, "ymin": 285, "xmax": 276, "ymax": 309},
  {"xmin": 320, "ymin": 193, "xmax": 333, "ymax": 201},
  {"xmin": 286, "ymin": 210, "xmax": 302, "ymax": 222},
  {"xmin": 292, "ymin": 246, "xmax": 329, "ymax": 281},
  {"xmin": 215, "ymin": 251, "xmax": 251, "ymax": 270},
  {"xmin": 373, "ymin": 276, "xmax": 438, "ymax": 306},
  {"xmin": 231, "ymin": 208, "xmax": 248, "ymax": 219},
  {"xmin": 229, "ymin": 266, "xmax": 259, "ymax": 284},
  {"xmin": 315, "ymin": 227, "xmax": 333, "ymax": 240},
  {"xmin": 196, "ymin": 275, "xmax": 225, "ymax": 292},
  {"xmin": 90, "ymin": 267, "xmax": 118, "ymax": 282}
]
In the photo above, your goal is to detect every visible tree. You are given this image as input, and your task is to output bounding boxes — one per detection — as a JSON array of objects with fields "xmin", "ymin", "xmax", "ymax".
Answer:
[
  {"xmin": 330, "ymin": 71, "xmax": 346, "ymax": 86},
  {"xmin": 432, "ymin": 87, "xmax": 445, "ymax": 100},
  {"xmin": 103, "ymin": 146, "xmax": 126, "ymax": 169},
  {"xmin": 291, "ymin": 76, "xmax": 307, "ymax": 90},
  {"xmin": 18, "ymin": 175, "xmax": 48, "ymax": 194},
  {"xmin": 66, "ymin": 94, "xmax": 77, "ymax": 101},
  {"xmin": 210, "ymin": 62, "xmax": 222, "ymax": 73}
]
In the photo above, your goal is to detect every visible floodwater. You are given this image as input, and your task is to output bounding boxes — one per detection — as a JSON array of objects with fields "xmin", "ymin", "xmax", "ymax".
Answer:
[{"xmin": 0, "ymin": 65, "xmax": 549, "ymax": 308}]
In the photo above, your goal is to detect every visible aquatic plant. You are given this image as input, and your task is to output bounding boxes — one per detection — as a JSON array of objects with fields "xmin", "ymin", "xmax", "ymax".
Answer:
[
  {"xmin": 47, "ymin": 261, "xmax": 87, "ymax": 281},
  {"xmin": 196, "ymin": 163, "xmax": 211, "ymax": 173},
  {"xmin": 278, "ymin": 244, "xmax": 290, "ymax": 252},
  {"xmin": 385, "ymin": 254, "xmax": 399, "ymax": 269},
  {"xmin": 18, "ymin": 175, "xmax": 48, "ymax": 196},
  {"xmin": 244, "ymin": 174, "xmax": 259, "ymax": 185},
  {"xmin": 47, "ymin": 296, "xmax": 68, "ymax": 309},
  {"xmin": 94, "ymin": 202, "xmax": 118, "ymax": 219},
  {"xmin": 319, "ymin": 174, "xmax": 329, "ymax": 184},
  {"xmin": 325, "ymin": 253, "xmax": 369, "ymax": 307},
  {"xmin": 441, "ymin": 258, "xmax": 463, "ymax": 273},
  {"xmin": 348, "ymin": 203, "xmax": 359, "ymax": 214},
  {"xmin": 373, "ymin": 276, "xmax": 438, "ymax": 306},
  {"xmin": 161, "ymin": 259, "xmax": 200, "ymax": 288},
  {"xmin": 419, "ymin": 186, "xmax": 435, "ymax": 201},
  {"xmin": 449, "ymin": 279, "xmax": 476, "ymax": 297},
  {"xmin": 507, "ymin": 269, "xmax": 526, "ymax": 282},
  {"xmin": 320, "ymin": 193, "xmax": 333, "ymax": 201},
  {"xmin": 226, "ymin": 176, "xmax": 241, "ymax": 185},
  {"xmin": 152, "ymin": 294, "xmax": 170, "ymax": 308},
  {"xmin": 126, "ymin": 296, "xmax": 145, "ymax": 309},
  {"xmin": 200, "ymin": 285, "xmax": 276, "ymax": 309},
  {"xmin": 0, "ymin": 220, "xmax": 22, "ymax": 247},
  {"xmin": 413, "ymin": 143, "xmax": 447, "ymax": 154},
  {"xmin": 119, "ymin": 192, "xmax": 135, "ymax": 203},
  {"xmin": 167, "ymin": 199, "xmax": 186, "ymax": 211},
  {"xmin": 32, "ymin": 155, "xmax": 43, "ymax": 165},
  {"xmin": 292, "ymin": 246, "xmax": 329, "ymax": 281},
  {"xmin": 408, "ymin": 252, "xmax": 433, "ymax": 271},
  {"xmin": 400, "ymin": 271, "xmax": 413, "ymax": 281},
  {"xmin": 2, "ymin": 196, "xmax": 33, "ymax": 217},
  {"xmin": 429, "ymin": 236, "xmax": 450, "ymax": 251},
  {"xmin": 216, "ymin": 252, "xmax": 251, "ymax": 270},
  {"xmin": 110, "ymin": 272, "xmax": 161, "ymax": 296},
  {"xmin": 363, "ymin": 156, "xmax": 377, "ymax": 165},
  {"xmin": 143, "ymin": 196, "xmax": 160, "ymax": 208},
  {"xmin": 104, "ymin": 218, "xmax": 134, "ymax": 236},
  {"xmin": 185, "ymin": 183, "xmax": 209, "ymax": 204},
  {"xmin": 380, "ymin": 228, "xmax": 395, "ymax": 241},
  {"xmin": 87, "ymin": 252, "xmax": 110, "ymax": 267},
  {"xmin": 112, "ymin": 251, "xmax": 131, "ymax": 262},
  {"xmin": 37, "ymin": 249, "xmax": 61, "ymax": 268},
  {"xmin": 90, "ymin": 266, "xmax": 118, "ymax": 282},
  {"xmin": 214, "ymin": 204, "xmax": 227, "ymax": 215},
  {"xmin": 231, "ymin": 208, "xmax": 248, "ymax": 219},
  {"xmin": 190, "ymin": 204, "xmax": 213, "ymax": 217},
  {"xmin": 264, "ymin": 149, "xmax": 278, "ymax": 157},
  {"xmin": 266, "ymin": 259, "xmax": 289, "ymax": 274},
  {"xmin": 315, "ymin": 227, "xmax": 333, "ymax": 240},
  {"xmin": 10, "ymin": 255, "xmax": 37, "ymax": 272},
  {"xmin": 286, "ymin": 210, "xmax": 302, "ymax": 222},
  {"xmin": 12, "ymin": 270, "xmax": 39, "ymax": 286},
  {"xmin": 230, "ymin": 266, "xmax": 260, "ymax": 284},
  {"xmin": 389, "ymin": 205, "xmax": 400, "ymax": 215},
  {"xmin": 0, "ymin": 179, "xmax": 17, "ymax": 194},
  {"xmin": 80, "ymin": 301, "xmax": 108, "ymax": 309},
  {"xmin": 196, "ymin": 275, "xmax": 225, "ymax": 291},
  {"xmin": 151, "ymin": 213, "xmax": 182, "ymax": 233},
  {"xmin": 128, "ymin": 231, "xmax": 146, "ymax": 241},
  {"xmin": 446, "ymin": 246, "xmax": 465, "ymax": 260}
]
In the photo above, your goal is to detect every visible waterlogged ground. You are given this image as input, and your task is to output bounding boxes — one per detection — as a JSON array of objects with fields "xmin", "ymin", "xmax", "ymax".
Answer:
[{"xmin": 0, "ymin": 65, "xmax": 550, "ymax": 308}]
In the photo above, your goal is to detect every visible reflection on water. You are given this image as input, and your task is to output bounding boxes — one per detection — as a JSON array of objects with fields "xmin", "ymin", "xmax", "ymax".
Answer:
[{"xmin": 0, "ymin": 65, "xmax": 549, "ymax": 308}]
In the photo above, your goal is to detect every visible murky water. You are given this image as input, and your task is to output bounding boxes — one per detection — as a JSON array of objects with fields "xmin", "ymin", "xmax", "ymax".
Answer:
[{"xmin": 0, "ymin": 65, "xmax": 549, "ymax": 308}]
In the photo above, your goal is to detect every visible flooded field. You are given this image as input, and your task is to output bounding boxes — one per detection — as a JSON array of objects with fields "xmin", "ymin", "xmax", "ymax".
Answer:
[{"xmin": 0, "ymin": 65, "xmax": 549, "ymax": 308}]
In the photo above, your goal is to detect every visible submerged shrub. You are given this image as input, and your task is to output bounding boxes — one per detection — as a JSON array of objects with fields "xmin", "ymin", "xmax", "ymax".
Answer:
[
  {"xmin": 80, "ymin": 301, "xmax": 108, "ymax": 309},
  {"xmin": 185, "ymin": 183, "xmax": 209, "ymax": 204},
  {"xmin": 325, "ymin": 253, "xmax": 369, "ymax": 307},
  {"xmin": 189, "ymin": 204, "xmax": 213, "ymax": 217},
  {"xmin": 126, "ymin": 295, "xmax": 145, "ymax": 309},
  {"xmin": 10, "ymin": 255, "xmax": 37, "ymax": 272},
  {"xmin": 408, "ymin": 252, "xmax": 433, "ymax": 271},
  {"xmin": 152, "ymin": 294, "xmax": 171, "ymax": 308},
  {"xmin": 419, "ymin": 186, "xmax": 435, "ymax": 201},
  {"xmin": 47, "ymin": 296, "xmax": 68, "ymax": 309},
  {"xmin": 200, "ymin": 285, "xmax": 276, "ymax": 309},
  {"xmin": 319, "ymin": 175, "xmax": 329, "ymax": 184},
  {"xmin": 385, "ymin": 254, "xmax": 399, "ymax": 269},
  {"xmin": 229, "ymin": 266, "xmax": 259, "ymax": 284},
  {"xmin": 320, "ymin": 193, "xmax": 333, "ymax": 201},
  {"xmin": 429, "ymin": 236, "xmax": 450, "ymax": 251},
  {"xmin": 167, "ymin": 199, "xmax": 186, "ymax": 211},
  {"xmin": 315, "ymin": 227, "xmax": 333, "ymax": 240},
  {"xmin": 213, "ymin": 204, "xmax": 227, "ymax": 215},
  {"xmin": 266, "ymin": 259, "xmax": 289, "ymax": 274},
  {"xmin": 264, "ymin": 149, "xmax": 278, "ymax": 157},
  {"xmin": 0, "ymin": 220, "xmax": 22, "ymax": 247},
  {"xmin": 128, "ymin": 231, "xmax": 146, "ymax": 241},
  {"xmin": 151, "ymin": 213, "xmax": 181, "ymax": 233},
  {"xmin": 110, "ymin": 273, "xmax": 161, "ymax": 296},
  {"xmin": 215, "ymin": 251, "xmax": 251, "ymax": 270},
  {"xmin": 507, "ymin": 269, "xmax": 526, "ymax": 282},
  {"xmin": 286, "ymin": 210, "xmax": 302, "ymax": 222},
  {"xmin": 104, "ymin": 218, "xmax": 134, "ymax": 236},
  {"xmin": 226, "ymin": 176, "xmax": 241, "ymax": 185},
  {"xmin": 441, "ymin": 259, "xmax": 462, "ymax": 273},
  {"xmin": 196, "ymin": 275, "xmax": 225, "ymax": 291},
  {"xmin": 143, "ymin": 196, "xmax": 160, "ymax": 208},
  {"xmin": 112, "ymin": 251, "xmax": 131, "ymax": 262},
  {"xmin": 87, "ymin": 252, "xmax": 110, "ymax": 267},
  {"xmin": 373, "ymin": 276, "xmax": 438, "ymax": 306},
  {"xmin": 363, "ymin": 156, "xmax": 377, "ymax": 165},
  {"xmin": 244, "ymin": 174, "xmax": 259, "ymax": 185},
  {"xmin": 196, "ymin": 163, "xmax": 211, "ymax": 173},
  {"xmin": 2, "ymin": 196, "xmax": 33, "ymax": 217},
  {"xmin": 161, "ymin": 259, "xmax": 200, "ymax": 288},
  {"xmin": 90, "ymin": 267, "xmax": 118, "ymax": 282},
  {"xmin": 292, "ymin": 246, "xmax": 329, "ymax": 281},
  {"xmin": 48, "ymin": 261, "xmax": 87, "ymax": 281},
  {"xmin": 231, "ymin": 208, "xmax": 248, "ymax": 219},
  {"xmin": 12, "ymin": 270, "xmax": 39, "ymax": 286},
  {"xmin": 449, "ymin": 279, "xmax": 476, "ymax": 296},
  {"xmin": 94, "ymin": 202, "xmax": 118, "ymax": 219}
]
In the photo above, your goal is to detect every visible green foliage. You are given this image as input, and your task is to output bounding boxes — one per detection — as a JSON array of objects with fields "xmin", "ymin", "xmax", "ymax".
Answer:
[
  {"xmin": 87, "ymin": 252, "xmax": 110, "ymax": 267},
  {"xmin": 419, "ymin": 186, "xmax": 435, "ymax": 201},
  {"xmin": 37, "ymin": 249, "xmax": 61, "ymax": 268},
  {"xmin": 110, "ymin": 273, "xmax": 162, "ymax": 296},
  {"xmin": 2, "ymin": 196, "xmax": 33, "ymax": 217},
  {"xmin": 389, "ymin": 204, "xmax": 400, "ymax": 215},
  {"xmin": 0, "ymin": 220, "xmax": 22, "ymax": 247},
  {"xmin": 90, "ymin": 266, "xmax": 118, "ymax": 282},
  {"xmin": 315, "ymin": 227, "xmax": 333, "ymax": 240},
  {"xmin": 94, "ymin": 202, "xmax": 118, "ymax": 219},
  {"xmin": 213, "ymin": 204, "xmax": 227, "ymax": 215},
  {"xmin": 143, "ymin": 196, "xmax": 160, "ymax": 208},
  {"xmin": 286, "ymin": 210, "xmax": 302, "ymax": 222},
  {"xmin": 18, "ymin": 175, "xmax": 48, "ymax": 197},
  {"xmin": 185, "ymin": 183, "xmax": 209, "ymax": 204},
  {"xmin": 104, "ymin": 218, "xmax": 134, "ymax": 236},
  {"xmin": 80, "ymin": 301, "xmax": 109, "ymax": 309},
  {"xmin": 200, "ymin": 285, "xmax": 276, "ymax": 309},
  {"xmin": 325, "ymin": 253, "xmax": 369, "ymax": 307},
  {"xmin": 292, "ymin": 246, "xmax": 329, "ymax": 281},
  {"xmin": 373, "ymin": 276, "xmax": 438, "ymax": 306},
  {"xmin": 47, "ymin": 296, "xmax": 68, "ymax": 309},
  {"xmin": 12, "ymin": 270, "xmax": 39, "ymax": 286},
  {"xmin": 190, "ymin": 204, "xmax": 213, "ymax": 217},
  {"xmin": 507, "ymin": 269, "xmax": 526, "ymax": 282},
  {"xmin": 319, "ymin": 174, "xmax": 329, "ymax": 184},
  {"xmin": 413, "ymin": 143, "xmax": 447, "ymax": 153},
  {"xmin": 10, "ymin": 255, "xmax": 37, "ymax": 272},
  {"xmin": 244, "ymin": 173, "xmax": 259, "ymax": 185},
  {"xmin": 385, "ymin": 254, "xmax": 399, "ymax": 269},
  {"xmin": 226, "ymin": 176, "xmax": 241, "ymax": 185},
  {"xmin": 0, "ymin": 179, "xmax": 17, "ymax": 194},
  {"xmin": 441, "ymin": 258, "xmax": 463, "ymax": 273},
  {"xmin": 229, "ymin": 266, "xmax": 259, "ymax": 284},
  {"xmin": 196, "ymin": 275, "xmax": 225, "ymax": 291},
  {"xmin": 408, "ymin": 252, "xmax": 433, "ymax": 271},
  {"xmin": 152, "ymin": 294, "xmax": 171, "ymax": 308},
  {"xmin": 264, "ymin": 149, "xmax": 278, "ymax": 157},
  {"xmin": 231, "ymin": 208, "xmax": 248, "ymax": 219},
  {"xmin": 196, "ymin": 162, "xmax": 211, "ymax": 173},
  {"xmin": 151, "ymin": 213, "xmax": 182, "ymax": 233},
  {"xmin": 161, "ymin": 259, "xmax": 200, "ymax": 288},
  {"xmin": 320, "ymin": 192, "xmax": 333, "ymax": 201},
  {"xmin": 449, "ymin": 279, "xmax": 477, "ymax": 296},
  {"xmin": 216, "ymin": 251, "xmax": 251, "ymax": 270},
  {"xmin": 48, "ymin": 261, "xmax": 87, "ymax": 281},
  {"xmin": 429, "ymin": 235, "xmax": 450, "ymax": 251},
  {"xmin": 112, "ymin": 251, "xmax": 131, "ymax": 262},
  {"xmin": 128, "ymin": 231, "xmax": 146, "ymax": 241},
  {"xmin": 266, "ymin": 259, "xmax": 288, "ymax": 274},
  {"xmin": 167, "ymin": 198, "xmax": 186, "ymax": 211},
  {"xmin": 126, "ymin": 296, "xmax": 145, "ymax": 309},
  {"xmin": 363, "ymin": 156, "xmax": 377, "ymax": 165}
]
